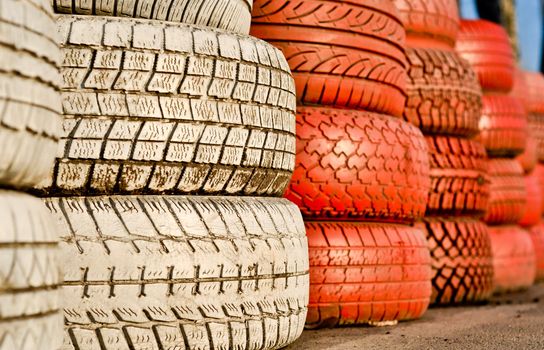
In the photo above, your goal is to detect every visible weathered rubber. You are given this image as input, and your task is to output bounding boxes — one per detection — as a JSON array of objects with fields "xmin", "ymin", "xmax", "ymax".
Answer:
[
  {"xmin": 516, "ymin": 133, "xmax": 537, "ymax": 174},
  {"xmin": 306, "ymin": 221, "xmax": 432, "ymax": 328},
  {"xmin": 53, "ymin": 0, "xmax": 253, "ymax": 34},
  {"xmin": 456, "ymin": 20, "xmax": 515, "ymax": 92},
  {"xmin": 525, "ymin": 71, "xmax": 544, "ymax": 114},
  {"xmin": 529, "ymin": 223, "xmax": 544, "ymax": 282},
  {"xmin": 0, "ymin": 191, "xmax": 62, "ymax": 350},
  {"xmin": 44, "ymin": 196, "xmax": 309, "ymax": 350},
  {"xmin": 426, "ymin": 135, "xmax": 489, "ymax": 215},
  {"xmin": 418, "ymin": 217, "xmax": 494, "ymax": 305},
  {"xmin": 489, "ymin": 225, "xmax": 536, "ymax": 294},
  {"xmin": 404, "ymin": 47, "xmax": 482, "ymax": 136},
  {"xmin": 519, "ymin": 171, "xmax": 543, "ymax": 227},
  {"xmin": 36, "ymin": 15, "xmax": 297, "ymax": 197},
  {"xmin": 251, "ymin": 0, "xmax": 407, "ymax": 117},
  {"xmin": 285, "ymin": 106, "xmax": 431, "ymax": 223}
]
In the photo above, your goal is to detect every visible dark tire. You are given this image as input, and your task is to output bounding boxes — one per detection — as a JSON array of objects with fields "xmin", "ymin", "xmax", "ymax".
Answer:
[
  {"xmin": 418, "ymin": 217, "xmax": 494, "ymax": 305},
  {"xmin": 484, "ymin": 159, "xmax": 527, "ymax": 225},
  {"xmin": 519, "ymin": 171, "xmax": 542, "ymax": 227},
  {"xmin": 54, "ymin": 0, "xmax": 253, "ymax": 34},
  {"xmin": 251, "ymin": 0, "xmax": 407, "ymax": 117},
  {"xmin": 306, "ymin": 221, "xmax": 432, "ymax": 328},
  {"xmin": 489, "ymin": 225, "xmax": 536, "ymax": 294},
  {"xmin": 44, "ymin": 196, "xmax": 309, "ymax": 350},
  {"xmin": 37, "ymin": 15, "xmax": 296, "ymax": 197},
  {"xmin": 285, "ymin": 106, "xmax": 430, "ymax": 223},
  {"xmin": 524, "ymin": 71, "xmax": 544, "ymax": 114},
  {"xmin": 404, "ymin": 47, "xmax": 482, "ymax": 136},
  {"xmin": 529, "ymin": 223, "xmax": 544, "ymax": 282},
  {"xmin": 426, "ymin": 135, "xmax": 489, "ymax": 215},
  {"xmin": 456, "ymin": 20, "xmax": 515, "ymax": 92}
]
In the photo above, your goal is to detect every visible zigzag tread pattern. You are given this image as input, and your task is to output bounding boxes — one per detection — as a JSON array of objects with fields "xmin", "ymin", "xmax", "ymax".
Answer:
[
  {"xmin": 44, "ymin": 196, "xmax": 310, "ymax": 350},
  {"xmin": 53, "ymin": 0, "xmax": 253, "ymax": 34},
  {"xmin": 418, "ymin": 217, "xmax": 494, "ymax": 305},
  {"xmin": 306, "ymin": 221, "xmax": 432, "ymax": 329}
]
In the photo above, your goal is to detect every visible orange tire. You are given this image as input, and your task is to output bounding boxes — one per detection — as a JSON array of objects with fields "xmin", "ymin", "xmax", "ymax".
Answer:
[
  {"xmin": 489, "ymin": 225, "xmax": 536, "ymax": 293},
  {"xmin": 525, "ymin": 71, "xmax": 544, "ymax": 114},
  {"xmin": 511, "ymin": 68, "xmax": 530, "ymax": 113},
  {"xmin": 535, "ymin": 164, "xmax": 544, "ymax": 214},
  {"xmin": 518, "ymin": 171, "xmax": 543, "ymax": 227},
  {"xmin": 306, "ymin": 221, "xmax": 432, "ymax": 328},
  {"xmin": 528, "ymin": 114, "xmax": 544, "ymax": 162},
  {"xmin": 528, "ymin": 223, "xmax": 544, "ymax": 282},
  {"xmin": 251, "ymin": 0, "xmax": 407, "ymax": 116},
  {"xmin": 516, "ymin": 133, "xmax": 537, "ymax": 174}
]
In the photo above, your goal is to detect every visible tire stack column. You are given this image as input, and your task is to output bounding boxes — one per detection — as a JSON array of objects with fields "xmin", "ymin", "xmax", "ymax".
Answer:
[
  {"xmin": 457, "ymin": 20, "xmax": 536, "ymax": 294},
  {"xmin": 251, "ymin": 0, "xmax": 434, "ymax": 328},
  {"xmin": 35, "ymin": 2, "xmax": 311, "ymax": 349}
]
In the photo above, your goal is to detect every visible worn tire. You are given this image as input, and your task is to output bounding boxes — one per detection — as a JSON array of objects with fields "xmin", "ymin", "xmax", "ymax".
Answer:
[
  {"xmin": 516, "ymin": 133, "xmax": 537, "ymax": 174},
  {"xmin": 478, "ymin": 95, "xmax": 528, "ymax": 157},
  {"xmin": 426, "ymin": 135, "xmax": 489, "ymax": 215},
  {"xmin": 524, "ymin": 71, "xmax": 544, "ymax": 114},
  {"xmin": 0, "ymin": 0, "xmax": 62, "ymax": 189},
  {"xmin": 489, "ymin": 225, "xmax": 536, "ymax": 294},
  {"xmin": 484, "ymin": 159, "xmax": 527, "ymax": 225},
  {"xmin": 306, "ymin": 221, "xmax": 432, "ymax": 328},
  {"xmin": 404, "ymin": 47, "xmax": 482, "ymax": 136},
  {"xmin": 393, "ymin": 0, "xmax": 459, "ymax": 49},
  {"xmin": 528, "ymin": 114, "xmax": 544, "ymax": 162},
  {"xmin": 54, "ymin": 0, "xmax": 253, "ymax": 34},
  {"xmin": 251, "ymin": 0, "xmax": 407, "ymax": 117},
  {"xmin": 285, "ymin": 107, "xmax": 430, "ymax": 223},
  {"xmin": 519, "ymin": 171, "xmax": 543, "ymax": 227},
  {"xmin": 36, "ymin": 15, "xmax": 297, "ymax": 196},
  {"xmin": 418, "ymin": 217, "xmax": 494, "ymax": 305},
  {"xmin": 456, "ymin": 20, "xmax": 515, "ymax": 92},
  {"xmin": 0, "ymin": 191, "xmax": 62, "ymax": 350},
  {"xmin": 529, "ymin": 223, "xmax": 544, "ymax": 282},
  {"xmin": 44, "ymin": 196, "xmax": 309, "ymax": 350}
]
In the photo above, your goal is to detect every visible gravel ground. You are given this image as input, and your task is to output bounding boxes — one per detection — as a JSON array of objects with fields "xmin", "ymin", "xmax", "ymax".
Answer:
[{"xmin": 289, "ymin": 284, "xmax": 544, "ymax": 350}]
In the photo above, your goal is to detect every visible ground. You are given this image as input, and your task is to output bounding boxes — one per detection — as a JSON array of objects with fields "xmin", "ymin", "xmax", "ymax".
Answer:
[{"xmin": 288, "ymin": 284, "xmax": 544, "ymax": 349}]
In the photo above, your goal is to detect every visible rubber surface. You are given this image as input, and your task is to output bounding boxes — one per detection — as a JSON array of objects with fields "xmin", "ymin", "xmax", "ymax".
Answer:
[
  {"xmin": 285, "ymin": 106, "xmax": 430, "ymax": 223},
  {"xmin": 426, "ymin": 135, "xmax": 489, "ymax": 215},
  {"xmin": 456, "ymin": 20, "xmax": 515, "ymax": 92},
  {"xmin": 511, "ymin": 68, "xmax": 530, "ymax": 113},
  {"xmin": 44, "ymin": 196, "xmax": 309, "ymax": 350},
  {"xmin": 535, "ymin": 164, "xmax": 544, "ymax": 214},
  {"xmin": 53, "ymin": 0, "xmax": 253, "ymax": 34},
  {"xmin": 404, "ymin": 47, "xmax": 482, "ymax": 136},
  {"xmin": 478, "ymin": 95, "xmax": 528, "ymax": 157},
  {"xmin": 529, "ymin": 223, "xmax": 544, "ymax": 282},
  {"xmin": 393, "ymin": 0, "xmax": 460, "ymax": 49},
  {"xmin": 489, "ymin": 225, "xmax": 536, "ymax": 294},
  {"xmin": 516, "ymin": 133, "xmax": 537, "ymax": 174},
  {"xmin": 418, "ymin": 217, "xmax": 494, "ymax": 305},
  {"xmin": 0, "ymin": 0, "xmax": 62, "ymax": 189},
  {"xmin": 524, "ymin": 71, "xmax": 544, "ymax": 114},
  {"xmin": 0, "ymin": 191, "xmax": 62, "ymax": 350},
  {"xmin": 518, "ymin": 171, "xmax": 543, "ymax": 227},
  {"xmin": 484, "ymin": 159, "xmax": 527, "ymax": 225},
  {"xmin": 38, "ymin": 15, "xmax": 297, "ymax": 196},
  {"xmin": 251, "ymin": 0, "xmax": 407, "ymax": 117},
  {"xmin": 528, "ymin": 114, "xmax": 544, "ymax": 162},
  {"xmin": 306, "ymin": 221, "xmax": 432, "ymax": 328}
]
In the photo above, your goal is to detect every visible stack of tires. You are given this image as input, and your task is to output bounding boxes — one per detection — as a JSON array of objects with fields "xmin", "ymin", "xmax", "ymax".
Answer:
[
  {"xmin": 0, "ymin": 0, "xmax": 63, "ymax": 348},
  {"xmin": 394, "ymin": 0, "xmax": 495, "ymax": 305},
  {"xmin": 35, "ymin": 2, "xmax": 311, "ymax": 349},
  {"xmin": 251, "ymin": 0, "xmax": 433, "ymax": 328},
  {"xmin": 457, "ymin": 20, "xmax": 536, "ymax": 293}
]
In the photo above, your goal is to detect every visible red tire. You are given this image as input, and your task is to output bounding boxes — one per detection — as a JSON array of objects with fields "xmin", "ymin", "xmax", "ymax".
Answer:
[
  {"xmin": 524, "ymin": 71, "xmax": 544, "ymax": 114},
  {"xmin": 489, "ymin": 225, "xmax": 536, "ymax": 293},
  {"xmin": 518, "ymin": 171, "xmax": 543, "ymax": 227},
  {"xmin": 535, "ymin": 164, "xmax": 544, "ymax": 214},
  {"xmin": 251, "ymin": 0, "xmax": 407, "ymax": 117},
  {"xmin": 477, "ymin": 95, "xmax": 528, "ymax": 157},
  {"xmin": 528, "ymin": 114, "xmax": 544, "ymax": 162},
  {"xmin": 528, "ymin": 223, "xmax": 544, "ymax": 281},
  {"xmin": 456, "ymin": 20, "xmax": 515, "ymax": 92},
  {"xmin": 285, "ymin": 107, "xmax": 431, "ymax": 223},
  {"xmin": 484, "ymin": 159, "xmax": 527, "ymax": 225},
  {"xmin": 404, "ymin": 47, "xmax": 482, "ymax": 136},
  {"xmin": 511, "ymin": 68, "xmax": 530, "ymax": 113},
  {"xmin": 426, "ymin": 135, "xmax": 489, "ymax": 214},
  {"xmin": 516, "ymin": 133, "xmax": 537, "ymax": 174},
  {"xmin": 306, "ymin": 221, "xmax": 432, "ymax": 328},
  {"xmin": 393, "ymin": 0, "xmax": 459, "ymax": 49},
  {"xmin": 418, "ymin": 217, "xmax": 494, "ymax": 305}
]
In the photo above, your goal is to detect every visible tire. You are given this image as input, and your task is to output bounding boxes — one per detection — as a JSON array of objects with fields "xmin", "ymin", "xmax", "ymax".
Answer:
[
  {"xmin": 251, "ymin": 0, "xmax": 407, "ymax": 117},
  {"xmin": 484, "ymin": 159, "xmax": 527, "ymax": 225},
  {"xmin": 489, "ymin": 225, "xmax": 535, "ymax": 294},
  {"xmin": 404, "ymin": 47, "xmax": 482, "ymax": 136},
  {"xmin": 516, "ymin": 133, "xmax": 537, "ymax": 174},
  {"xmin": 524, "ymin": 71, "xmax": 544, "ymax": 114},
  {"xmin": 536, "ymin": 164, "xmax": 544, "ymax": 214},
  {"xmin": 285, "ymin": 107, "xmax": 430, "ymax": 223},
  {"xmin": 477, "ymin": 95, "xmax": 528, "ymax": 157},
  {"xmin": 417, "ymin": 217, "xmax": 494, "ymax": 305},
  {"xmin": 0, "ymin": 0, "xmax": 62, "ymax": 189},
  {"xmin": 0, "ymin": 191, "xmax": 62, "ymax": 350},
  {"xmin": 518, "ymin": 171, "xmax": 542, "ymax": 227},
  {"xmin": 528, "ymin": 223, "xmax": 544, "ymax": 282},
  {"xmin": 511, "ymin": 68, "xmax": 530, "ymax": 113},
  {"xmin": 393, "ymin": 0, "xmax": 460, "ymax": 49},
  {"xmin": 306, "ymin": 221, "xmax": 432, "ymax": 329},
  {"xmin": 456, "ymin": 20, "xmax": 515, "ymax": 92},
  {"xmin": 426, "ymin": 135, "xmax": 489, "ymax": 215},
  {"xmin": 528, "ymin": 114, "xmax": 544, "ymax": 162},
  {"xmin": 53, "ymin": 0, "xmax": 253, "ymax": 34},
  {"xmin": 44, "ymin": 196, "xmax": 309, "ymax": 350},
  {"xmin": 36, "ymin": 15, "xmax": 297, "ymax": 197}
]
